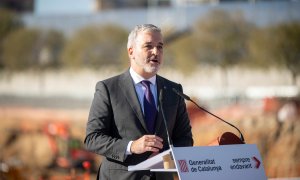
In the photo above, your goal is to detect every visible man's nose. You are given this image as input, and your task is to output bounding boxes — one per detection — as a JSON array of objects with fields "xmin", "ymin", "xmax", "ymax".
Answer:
[{"xmin": 152, "ymin": 47, "xmax": 160, "ymax": 55}]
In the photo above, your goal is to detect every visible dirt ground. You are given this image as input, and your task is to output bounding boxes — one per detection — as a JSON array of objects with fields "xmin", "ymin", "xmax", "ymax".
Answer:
[
  {"xmin": 189, "ymin": 99, "xmax": 300, "ymax": 178},
  {"xmin": 0, "ymin": 106, "xmax": 100, "ymax": 179},
  {"xmin": 1, "ymin": 97, "xmax": 300, "ymax": 179}
]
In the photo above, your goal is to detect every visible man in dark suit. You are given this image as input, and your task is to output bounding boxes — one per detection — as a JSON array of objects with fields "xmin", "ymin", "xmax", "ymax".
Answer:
[{"xmin": 85, "ymin": 24, "xmax": 193, "ymax": 180}]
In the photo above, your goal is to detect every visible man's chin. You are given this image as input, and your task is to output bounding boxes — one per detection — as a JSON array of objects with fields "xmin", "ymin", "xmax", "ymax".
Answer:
[{"xmin": 144, "ymin": 66, "xmax": 159, "ymax": 74}]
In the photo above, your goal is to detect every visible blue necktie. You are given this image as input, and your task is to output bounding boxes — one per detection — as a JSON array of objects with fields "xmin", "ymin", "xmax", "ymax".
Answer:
[{"xmin": 141, "ymin": 80, "xmax": 157, "ymax": 133}]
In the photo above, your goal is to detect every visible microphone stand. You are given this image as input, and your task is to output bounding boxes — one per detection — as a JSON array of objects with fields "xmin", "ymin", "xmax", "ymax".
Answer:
[
  {"xmin": 159, "ymin": 89, "xmax": 173, "ymax": 148},
  {"xmin": 172, "ymin": 88, "xmax": 245, "ymax": 143}
]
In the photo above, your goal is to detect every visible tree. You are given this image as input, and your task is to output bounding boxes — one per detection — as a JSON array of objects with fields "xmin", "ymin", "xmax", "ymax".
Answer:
[
  {"xmin": 40, "ymin": 30, "xmax": 65, "ymax": 68},
  {"xmin": 246, "ymin": 28, "xmax": 272, "ymax": 69},
  {"xmin": 0, "ymin": 8, "xmax": 22, "ymax": 41},
  {"xmin": 193, "ymin": 9, "xmax": 254, "ymax": 85},
  {"xmin": 61, "ymin": 24, "xmax": 128, "ymax": 69},
  {"xmin": 1, "ymin": 28, "xmax": 65, "ymax": 70},
  {"xmin": 165, "ymin": 32, "xmax": 199, "ymax": 74},
  {"xmin": 0, "ymin": 8, "xmax": 22, "ymax": 69},
  {"xmin": 248, "ymin": 22, "xmax": 300, "ymax": 85},
  {"xmin": 2, "ymin": 28, "xmax": 39, "ymax": 70},
  {"xmin": 271, "ymin": 22, "xmax": 300, "ymax": 85}
]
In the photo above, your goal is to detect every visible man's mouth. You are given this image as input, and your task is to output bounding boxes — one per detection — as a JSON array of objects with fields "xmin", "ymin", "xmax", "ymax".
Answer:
[{"xmin": 149, "ymin": 59, "xmax": 159, "ymax": 63}]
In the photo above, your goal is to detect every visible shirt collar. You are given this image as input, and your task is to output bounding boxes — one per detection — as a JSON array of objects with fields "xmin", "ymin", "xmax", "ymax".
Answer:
[{"xmin": 129, "ymin": 68, "xmax": 156, "ymax": 85}]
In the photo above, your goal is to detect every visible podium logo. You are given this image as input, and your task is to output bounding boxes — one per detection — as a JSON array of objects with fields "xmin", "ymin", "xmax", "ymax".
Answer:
[
  {"xmin": 178, "ymin": 160, "xmax": 189, "ymax": 173},
  {"xmin": 252, "ymin": 156, "xmax": 261, "ymax": 169}
]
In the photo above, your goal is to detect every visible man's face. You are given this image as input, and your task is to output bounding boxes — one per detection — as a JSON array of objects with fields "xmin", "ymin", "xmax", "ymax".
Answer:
[{"xmin": 128, "ymin": 30, "xmax": 163, "ymax": 79}]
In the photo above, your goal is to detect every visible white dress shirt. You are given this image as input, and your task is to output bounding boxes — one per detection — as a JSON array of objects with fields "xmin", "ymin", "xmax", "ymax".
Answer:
[
  {"xmin": 126, "ymin": 68, "xmax": 158, "ymax": 155},
  {"xmin": 129, "ymin": 68, "xmax": 158, "ymax": 112}
]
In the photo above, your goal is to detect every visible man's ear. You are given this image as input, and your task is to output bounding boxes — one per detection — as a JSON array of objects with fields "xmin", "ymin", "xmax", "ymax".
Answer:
[
  {"xmin": 128, "ymin": 47, "xmax": 133, "ymax": 55},
  {"xmin": 128, "ymin": 47, "xmax": 134, "ymax": 58}
]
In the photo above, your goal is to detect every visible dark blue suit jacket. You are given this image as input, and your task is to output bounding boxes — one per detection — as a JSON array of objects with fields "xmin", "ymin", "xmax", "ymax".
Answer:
[{"xmin": 85, "ymin": 70, "xmax": 193, "ymax": 180}]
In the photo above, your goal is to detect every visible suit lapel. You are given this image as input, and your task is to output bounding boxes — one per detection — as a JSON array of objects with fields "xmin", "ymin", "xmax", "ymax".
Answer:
[
  {"xmin": 119, "ymin": 71, "xmax": 149, "ymax": 133},
  {"xmin": 154, "ymin": 76, "xmax": 165, "ymax": 135}
]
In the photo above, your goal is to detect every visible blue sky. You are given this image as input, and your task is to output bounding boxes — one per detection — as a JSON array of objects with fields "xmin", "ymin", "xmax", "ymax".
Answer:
[{"xmin": 35, "ymin": 0, "xmax": 95, "ymax": 15}]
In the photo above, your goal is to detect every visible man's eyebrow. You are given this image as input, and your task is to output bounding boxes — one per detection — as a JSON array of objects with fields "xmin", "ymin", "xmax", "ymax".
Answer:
[{"xmin": 144, "ymin": 42, "xmax": 164, "ymax": 45}]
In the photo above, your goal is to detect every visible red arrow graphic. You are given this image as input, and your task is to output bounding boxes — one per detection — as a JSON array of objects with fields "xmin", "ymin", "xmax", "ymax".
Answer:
[{"xmin": 252, "ymin": 156, "xmax": 261, "ymax": 169}]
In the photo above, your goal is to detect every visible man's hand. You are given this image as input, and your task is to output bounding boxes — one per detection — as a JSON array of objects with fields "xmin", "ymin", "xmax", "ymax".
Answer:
[{"xmin": 130, "ymin": 135, "xmax": 163, "ymax": 154}]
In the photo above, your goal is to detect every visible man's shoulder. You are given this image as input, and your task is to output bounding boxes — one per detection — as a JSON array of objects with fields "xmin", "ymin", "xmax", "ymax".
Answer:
[
  {"xmin": 157, "ymin": 74, "xmax": 180, "ymax": 87},
  {"xmin": 100, "ymin": 70, "xmax": 130, "ymax": 84}
]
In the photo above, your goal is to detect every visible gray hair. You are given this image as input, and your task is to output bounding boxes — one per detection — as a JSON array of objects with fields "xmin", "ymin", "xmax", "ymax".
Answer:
[{"xmin": 127, "ymin": 24, "xmax": 161, "ymax": 49}]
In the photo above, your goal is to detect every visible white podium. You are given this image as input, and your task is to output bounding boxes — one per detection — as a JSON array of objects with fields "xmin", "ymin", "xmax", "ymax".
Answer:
[{"xmin": 128, "ymin": 144, "xmax": 267, "ymax": 180}]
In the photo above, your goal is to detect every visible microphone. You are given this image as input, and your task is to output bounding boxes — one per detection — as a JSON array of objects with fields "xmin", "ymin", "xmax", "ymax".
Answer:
[
  {"xmin": 172, "ymin": 88, "xmax": 245, "ymax": 143},
  {"xmin": 159, "ymin": 88, "xmax": 173, "ymax": 148}
]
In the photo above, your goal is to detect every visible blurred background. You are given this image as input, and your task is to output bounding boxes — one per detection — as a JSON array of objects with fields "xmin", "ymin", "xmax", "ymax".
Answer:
[{"xmin": 0, "ymin": 0, "xmax": 300, "ymax": 179}]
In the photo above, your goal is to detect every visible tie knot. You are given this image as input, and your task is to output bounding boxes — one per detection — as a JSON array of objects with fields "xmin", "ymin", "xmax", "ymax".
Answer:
[{"xmin": 141, "ymin": 80, "xmax": 151, "ymax": 89}]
